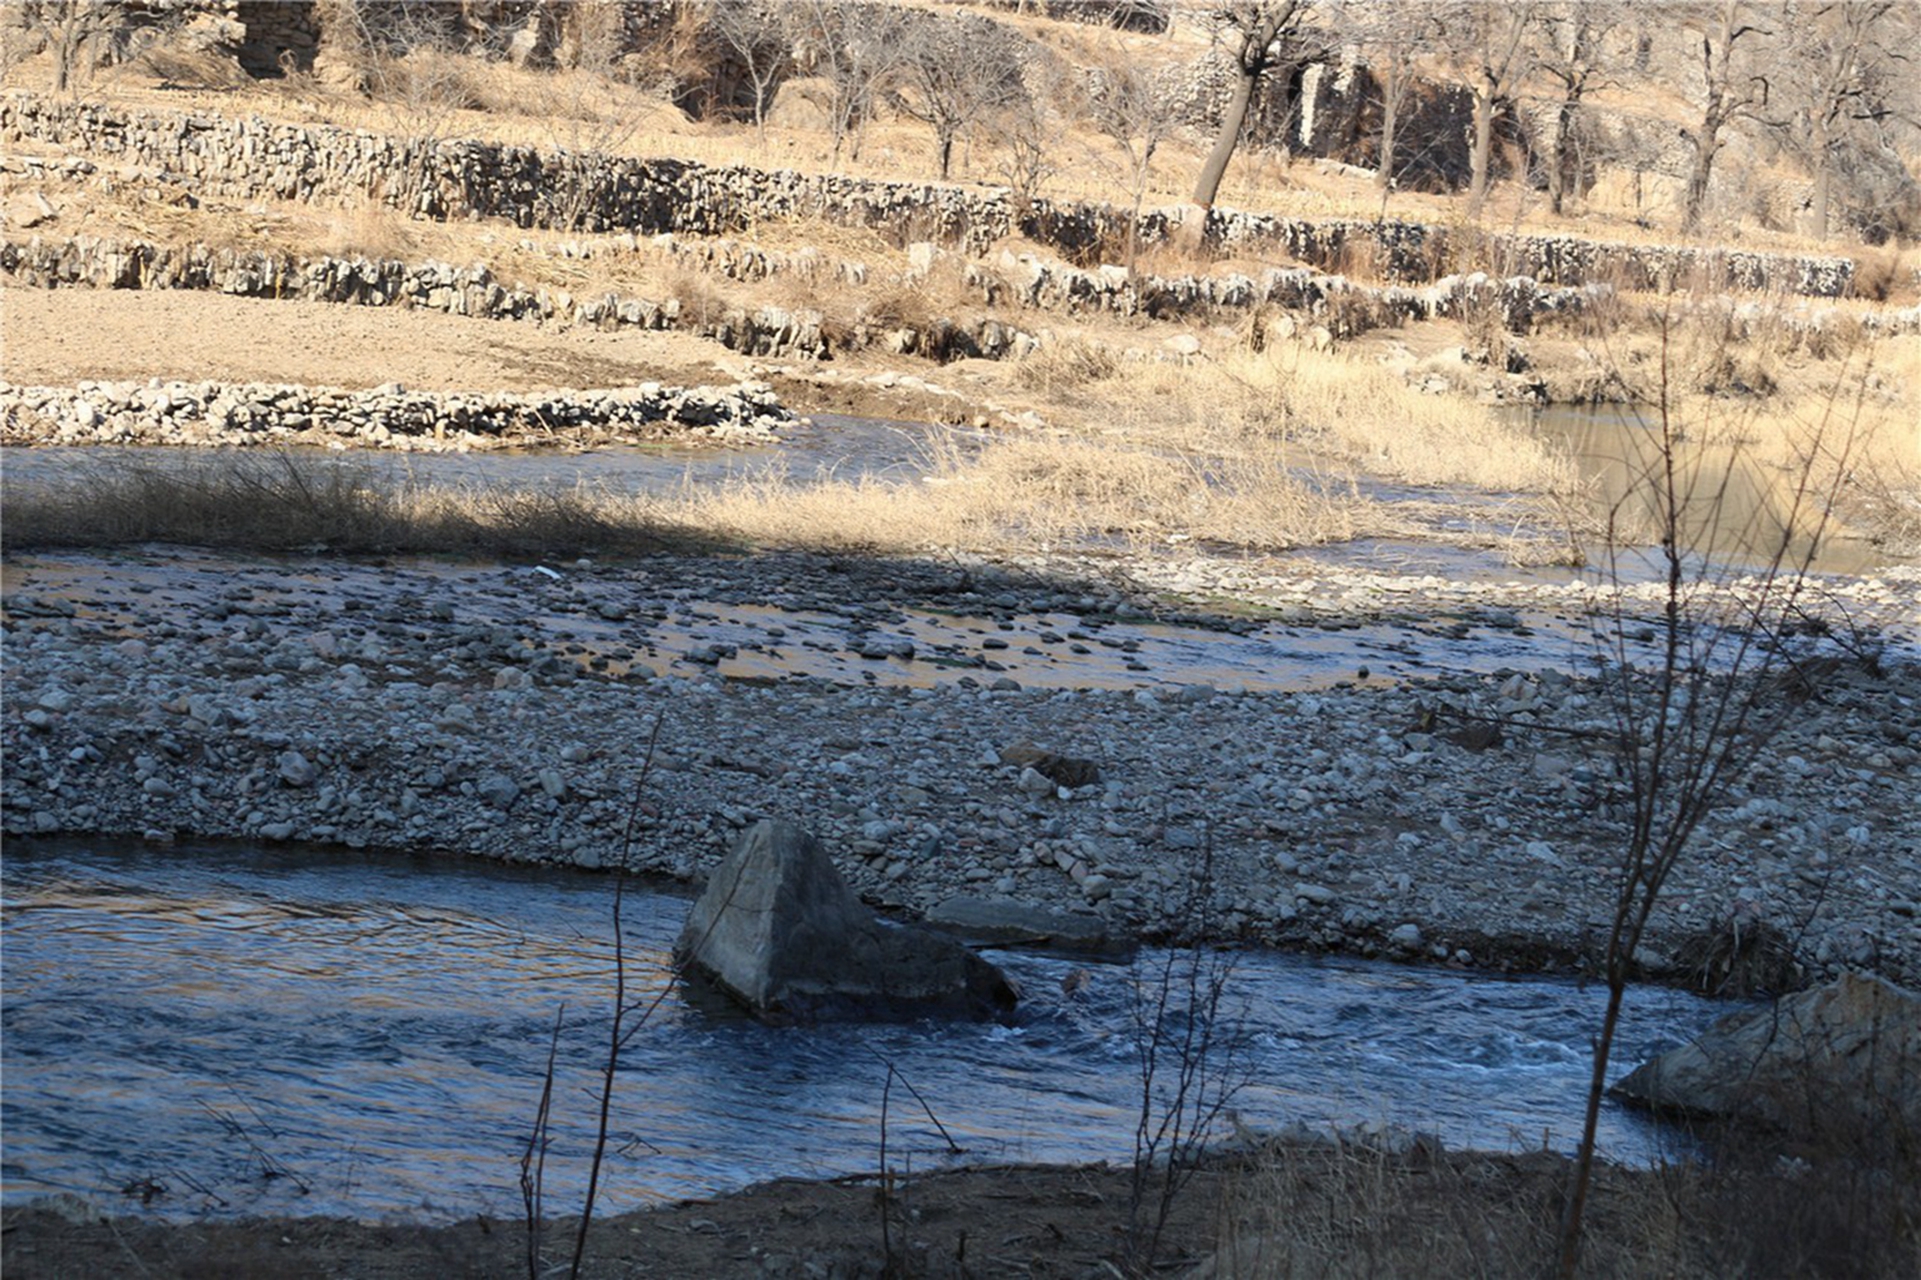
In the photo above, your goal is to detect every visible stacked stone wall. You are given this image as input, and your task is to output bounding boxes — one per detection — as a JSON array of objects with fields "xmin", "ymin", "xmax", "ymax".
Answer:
[
  {"xmin": 233, "ymin": 0, "xmax": 319, "ymax": 74},
  {"xmin": 0, "ymin": 235, "xmax": 1041, "ymax": 364},
  {"xmin": 0, "ymin": 377, "xmax": 792, "ymax": 452},
  {"xmin": 0, "ymin": 94, "xmax": 1860, "ymax": 300}
]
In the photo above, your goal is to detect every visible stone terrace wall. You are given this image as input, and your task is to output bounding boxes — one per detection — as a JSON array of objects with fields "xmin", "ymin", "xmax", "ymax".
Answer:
[
  {"xmin": 0, "ymin": 377, "xmax": 793, "ymax": 452},
  {"xmin": 2, "ymin": 94, "xmax": 1860, "ymax": 299},
  {"xmin": 4, "ymin": 232, "xmax": 1610, "ymax": 382},
  {"xmin": 0, "ymin": 236, "xmax": 1040, "ymax": 362}
]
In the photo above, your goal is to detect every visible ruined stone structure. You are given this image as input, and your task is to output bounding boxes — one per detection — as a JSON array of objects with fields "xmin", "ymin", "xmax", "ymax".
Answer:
[{"xmin": 232, "ymin": 0, "xmax": 320, "ymax": 75}]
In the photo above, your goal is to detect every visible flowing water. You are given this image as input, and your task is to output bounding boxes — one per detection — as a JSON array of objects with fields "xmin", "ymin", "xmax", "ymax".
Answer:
[{"xmin": 3, "ymin": 840, "xmax": 1728, "ymax": 1224}]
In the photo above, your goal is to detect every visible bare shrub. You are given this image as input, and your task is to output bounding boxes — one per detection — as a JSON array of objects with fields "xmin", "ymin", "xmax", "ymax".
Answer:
[
  {"xmin": 1848, "ymin": 245, "xmax": 1912, "ymax": 304},
  {"xmin": 892, "ymin": 12, "xmax": 1026, "ymax": 180},
  {"xmin": 706, "ymin": 0, "xmax": 795, "ymax": 145},
  {"xmin": 1553, "ymin": 304, "xmax": 1869, "ymax": 1276},
  {"xmin": 321, "ymin": 0, "xmax": 486, "ymax": 215},
  {"xmin": 1011, "ymin": 337, "xmax": 1121, "ymax": 394},
  {"xmin": 1085, "ymin": 39, "xmax": 1183, "ymax": 273},
  {"xmin": 786, "ymin": 0, "xmax": 906, "ymax": 166}
]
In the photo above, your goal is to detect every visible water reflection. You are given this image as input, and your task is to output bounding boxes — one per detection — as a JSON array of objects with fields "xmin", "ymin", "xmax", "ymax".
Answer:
[{"xmin": 1529, "ymin": 403, "xmax": 1894, "ymax": 577}]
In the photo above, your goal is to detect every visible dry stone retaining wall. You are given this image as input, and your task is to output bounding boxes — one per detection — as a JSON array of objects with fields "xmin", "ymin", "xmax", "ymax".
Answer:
[
  {"xmin": 519, "ymin": 228, "xmax": 1600, "ymax": 334},
  {"xmin": 2, "ymin": 94, "xmax": 1857, "ymax": 298},
  {"xmin": 1, "ymin": 231, "xmax": 1589, "ymax": 365},
  {"xmin": 0, "ymin": 235, "xmax": 1039, "ymax": 363},
  {"xmin": 0, "ymin": 377, "xmax": 792, "ymax": 452}
]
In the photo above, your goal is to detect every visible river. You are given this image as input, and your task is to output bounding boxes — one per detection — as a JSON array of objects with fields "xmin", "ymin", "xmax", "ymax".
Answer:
[{"xmin": 3, "ymin": 839, "xmax": 1728, "ymax": 1224}]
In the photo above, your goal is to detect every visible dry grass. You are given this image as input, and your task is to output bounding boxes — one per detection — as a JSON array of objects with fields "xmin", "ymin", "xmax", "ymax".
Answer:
[
  {"xmin": 1023, "ymin": 339, "xmax": 1580, "ymax": 498},
  {"xmin": 0, "ymin": 453, "xmax": 714, "ymax": 557},
  {"xmin": 1212, "ymin": 1124, "xmax": 1921, "ymax": 1280},
  {"xmin": 0, "ymin": 428, "xmax": 1362, "ymax": 561},
  {"xmin": 650, "ymin": 430, "xmax": 1360, "ymax": 555}
]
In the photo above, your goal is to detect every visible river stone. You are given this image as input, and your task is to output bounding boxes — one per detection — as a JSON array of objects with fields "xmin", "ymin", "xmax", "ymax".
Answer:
[
  {"xmin": 1610, "ymin": 973, "xmax": 1921, "ymax": 1132},
  {"xmin": 278, "ymin": 750, "xmax": 317, "ymax": 788},
  {"xmin": 676, "ymin": 819, "xmax": 1017, "ymax": 1023},
  {"xmin": 924, "ymin": 895, "xmax": 1128, "ymax": 957},
  {"xmin": 999, "ymin": 743, "xmax": 1102, "ymax": 788}
]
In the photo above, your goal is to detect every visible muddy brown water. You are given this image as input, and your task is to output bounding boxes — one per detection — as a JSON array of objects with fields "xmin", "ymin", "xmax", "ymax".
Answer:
[{"xmin": 1527, "ymin": 404, "xmax": 1905, "ymax": 579}]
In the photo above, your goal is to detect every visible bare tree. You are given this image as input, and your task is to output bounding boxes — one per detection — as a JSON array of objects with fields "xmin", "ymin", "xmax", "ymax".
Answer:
[
  {"xmin": 1761, "ymin": 0, "xmax": 1914, "ymax": 239},
  {"xmin": 1088, "ymin": 53, "xmax": 1184, "ymax": 269},
  {"xmin": 1346, "ymin": 1, "xmax": 1434, "ymax": 210},
  {"xmin": 529, "ymin": 0, "xmax": 661, "ymax": 230},
  {"xmin": 1552, "ymin": 312, "xmax": 1865, "ymax": 1278},
  {"xmin": 787, "ymin": 0, "xmax": 907, "ymax": 166},
  {"xmin": 1678, "ymin": 0, "xmax": 1776, "ymax": 232},
  {"xmin": 324, "ymin": 0, "xmax": 478, "ymax": 217},
  {"xmin": 8, "ymin": 0, "xmax": 141, "ymax": 94},
  {"xmin": 895, "ymin": 15, "xmax": 1027, "ymax": 180},
  {"xmin": 1190, "ymin": 0, "xmax": 1323, "ymax": 209},
  {"xmin": 1437, "ymin": 0, "xmax": 1539, "ymax": 220},
  {"xmin": 707, "ymin": 0, "xmax": 794, "ymax": 147},
  {"xmin": 1527, "ymin": 1, "xmax": 1626, "ymax": 216},
  {"xmin": 994, "ymin": 57, "xmax": 1078, "ymax": 215}
]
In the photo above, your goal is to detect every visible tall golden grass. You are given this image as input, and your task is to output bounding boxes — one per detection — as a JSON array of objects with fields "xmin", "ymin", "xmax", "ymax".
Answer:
[{"xmin": 0, "ymin": 431, "xmax": 1360, "ymax": 560}]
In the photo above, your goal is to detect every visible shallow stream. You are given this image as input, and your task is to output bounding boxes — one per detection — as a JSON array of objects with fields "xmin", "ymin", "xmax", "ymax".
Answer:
[{"xmin": 3, "ymin": 840, "xmax": 1729, "ymax": 1224}]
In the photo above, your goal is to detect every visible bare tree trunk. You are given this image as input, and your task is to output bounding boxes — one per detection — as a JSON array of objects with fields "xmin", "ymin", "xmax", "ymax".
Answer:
[
  {"xmin": 1193, "ymin": 69, "xmax": 1256, "ymax": 208},
  {"xmin": 1682, "ymin": 141, "xmax": 1717, "ymax": 231},
  {"xmin": 1467, "ymin": 74, "xmax": 1496, "ymax": 217},
  {"xmin": 1807, "ymin": 118, "xmax": 1833, "ymax": 238},
  {"xmin": 1558, "ymin": 976, "xmax": 1629, "ymax": 1279},
  {"xmin": 1547, "ymin": 100, "xmax": 1575, "ymax": 214},
  {"xmin": 1375, "ymin": 73, "xmax": 1400, "ymax": 192}
]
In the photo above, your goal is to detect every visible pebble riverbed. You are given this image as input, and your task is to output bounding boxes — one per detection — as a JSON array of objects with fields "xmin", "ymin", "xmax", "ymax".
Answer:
[{"xmin": 5, "ymin": 543, "xmax": 1918, "ymax": 991}]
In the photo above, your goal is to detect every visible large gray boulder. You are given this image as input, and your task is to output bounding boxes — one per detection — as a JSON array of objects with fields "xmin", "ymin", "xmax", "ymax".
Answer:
[
  {"xmin": 1611, "ymin": 973, "xmax": 1921, "ymax": 1133},
  {"xmin": 676, "ymin": 820, "xmax": 1018, "ymax": 1023}
]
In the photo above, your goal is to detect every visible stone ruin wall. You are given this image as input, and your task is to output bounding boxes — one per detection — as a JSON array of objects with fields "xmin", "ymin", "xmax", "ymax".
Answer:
[{"xmin": 2, "ymin": 94, "xmax": 1858, "ymax": 301}]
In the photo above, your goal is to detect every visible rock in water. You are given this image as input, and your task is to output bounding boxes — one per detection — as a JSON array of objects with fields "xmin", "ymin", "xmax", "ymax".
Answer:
[
  {"xmin": 923, "ymin": 895, "xmax": 1127, "ymax": 957},
  {"xmin": 1610, "ymin": 972, "xmax": 1921, "ymax": 1133},
  {"xmin": 676, "ymin": 819, "xmax": 1018, "ymax": 1022}
]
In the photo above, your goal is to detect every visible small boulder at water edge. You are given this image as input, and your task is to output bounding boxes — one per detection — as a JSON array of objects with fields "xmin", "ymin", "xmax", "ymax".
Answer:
[{"xmin": 1610, "ymin": 972, "xmax": 1921, "ymax": 1134}]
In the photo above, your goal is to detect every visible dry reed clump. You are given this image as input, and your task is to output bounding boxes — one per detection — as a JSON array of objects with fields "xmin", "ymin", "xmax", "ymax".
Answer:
[
  {"xmin": 663, "ymin": 432, "xmax": 1359, "ymax": 555},
  {"xmin": 0, "ymin": 430, "xmax": 1361, "ymax": 561},
  {"xmin": 1848, "ymin": 244, "xmax": 1920, "ymax": 305},
  {"xmin": 310, "ymin": 198, "xmax": 430, "ymax": 264},
  {"xmin": 1211, "ymin": 1123, "xmax": 1921, "ymax": 1280},
  {"xmin": 1012, "ymin": 338, "xmax": 1123, "ymax": 394},
  {"xmin": 667, "ymin": 269, "xmax": 728, "ymax": 326},
  {"xmin": 0, "ymin": 455, "xmax": 712, "ymax": 558},
  {"xmin": 1078, "ymin": 345, "xmax": 1580, "ymax": 498}
]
